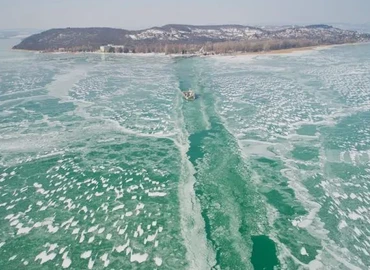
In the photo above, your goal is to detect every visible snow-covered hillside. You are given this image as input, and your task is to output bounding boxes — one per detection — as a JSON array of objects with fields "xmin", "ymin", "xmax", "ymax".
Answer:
[{"xmin": 13, "ymin": 24, "xmax": 370, "ymax": 52}]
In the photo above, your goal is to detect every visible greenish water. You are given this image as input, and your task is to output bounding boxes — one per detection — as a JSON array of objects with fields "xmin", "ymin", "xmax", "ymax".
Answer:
[{"xmin": 1, "ymin": 39, "xmax": 370, "ymax": 269}]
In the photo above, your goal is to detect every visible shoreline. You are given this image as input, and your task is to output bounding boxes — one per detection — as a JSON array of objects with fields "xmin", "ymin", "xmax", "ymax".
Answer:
[
  {"xmin": 11, "ymin": 41, "xmax": 369, "ymax": 57},
  {"xmin": 209, "ymin": 42, "xmax": 369, "ymax": 57}
]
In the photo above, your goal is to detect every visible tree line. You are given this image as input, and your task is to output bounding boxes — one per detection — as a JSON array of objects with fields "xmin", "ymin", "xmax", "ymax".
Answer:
[
  {"xmin": 43, "ymin": 37, "xmax": 360, "ymax": 54},
  {"xmin": 110, "ymin": 37, "xmax": 359, "ymax": 54}
]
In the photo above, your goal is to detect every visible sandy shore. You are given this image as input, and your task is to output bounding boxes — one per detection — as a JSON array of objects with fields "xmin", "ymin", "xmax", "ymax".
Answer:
[
  {"xmin": 214, "ymin": 43, "xmax": 355, "ymax": 57},
  {"xmin": 221, "ymin": 41, "xmax": 370, "ymax": 57}
]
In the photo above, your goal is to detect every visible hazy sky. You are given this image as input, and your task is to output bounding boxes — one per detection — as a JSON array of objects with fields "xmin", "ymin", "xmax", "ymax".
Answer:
[{"xmin": 1, "ymin": 0, "xmax": 369, "ymax": 29}]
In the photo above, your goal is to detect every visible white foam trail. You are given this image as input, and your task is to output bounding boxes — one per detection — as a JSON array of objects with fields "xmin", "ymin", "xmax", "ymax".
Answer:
[
  {"xmin": 174, "ymin": 94, "xmax": 216, "ymax": 269},
  {"xmin": 280, "ymin": 167, "xmax": 327, "ymax": 236},
  {"xmin": 0, "ymin": 87, "xmax": 44, "ymax": 98},
  {"xmin": 199, "ymin": 98, "xmax": 211, "ymax": 130},
  {"xmin": 102, "ymin": 118, "xmax": 177, "ymax": 139},
  {"xmin": 323, "ymin": 245, "xmax": 363, "ymax": 270},
  {"xmin": 0, "ymin": 94, "xmax": 49, "ymax": 106},
  {"xmin": 239, "ymin": 139, "xmax": 277, "ymax": 158},
  {"xmin": 277, "ymin": 144, "xmax": 366, "ymax": 269},
  {"xmin": 47, "ymin": 66, "xmax": 88, "ymax": 100},
  {"xmin": 205, "ymin": 44, "xmax": 370, "ymax": 268}
]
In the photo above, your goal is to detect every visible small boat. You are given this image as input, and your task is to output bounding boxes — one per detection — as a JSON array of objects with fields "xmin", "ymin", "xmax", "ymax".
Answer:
[{"xmin": 182, "ymin": 90, "xmax": 195, "ymax": 101}]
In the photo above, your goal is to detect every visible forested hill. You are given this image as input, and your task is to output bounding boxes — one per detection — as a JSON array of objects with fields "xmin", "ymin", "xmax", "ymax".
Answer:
[{"xmin": 13, "ymin": 24, "xmax": 370, "ymax": 54}]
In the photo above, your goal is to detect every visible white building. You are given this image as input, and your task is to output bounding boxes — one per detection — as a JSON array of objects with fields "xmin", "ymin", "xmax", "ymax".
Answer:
[
  {"xmin": 100, "ymin": 44, "xmax": 125, "ymax": 53},
  {"xmin": 100, "ymin": 45, "xmax": 111, "ymax": 53}
]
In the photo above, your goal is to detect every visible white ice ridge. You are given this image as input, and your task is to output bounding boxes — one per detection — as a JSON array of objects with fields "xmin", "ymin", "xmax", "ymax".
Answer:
[
  {"xmin": 174, "ymin": 104, "xmax": 216, "ymax": 269},
  {"xmin": 147, "ymin": 191, "xmax": 167, "ymax": 197},
  {"xmin": 62, "ymin": 251, "xmax": 72, "ymax": 268},
  {"xmin": 154, "ymin": 257, "xmax": 163, "ymax": 266},
  {"xmin": 80, "ymin": 250, "xmax": 92, "ymax": 259},
  {"xmin": 47, "ymin": 67, "xmax": 88, "ymax": 100},
  {"xmin": 100, "ymin": 253, "xmax": 110, "ymax": 267},
  {"xmin": 130, "ymin": 251, "xmax": 148, "ymax": 263},
  {"xmin": 101, "ymin": 118, "xmax": 177, "ymax": 139},
  {"xmin": 115, "ymin": 240, "xmax": 130, "ymax": 253},
  {"xmin": 35, "ymin": 251, "xmax": 57, "ymax": 264}
]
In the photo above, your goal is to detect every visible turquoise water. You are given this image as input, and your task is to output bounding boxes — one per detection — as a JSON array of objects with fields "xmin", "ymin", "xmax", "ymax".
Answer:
[{"xmin": 1, "ymin": 39, "xmax": 370, "ymax": 269}]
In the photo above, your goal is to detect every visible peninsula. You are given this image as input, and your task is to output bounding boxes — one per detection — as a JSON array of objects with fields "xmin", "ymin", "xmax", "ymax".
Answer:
[{"xmin": 13, "ymin": 24, "xmax": 370, "ymax": 55}]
